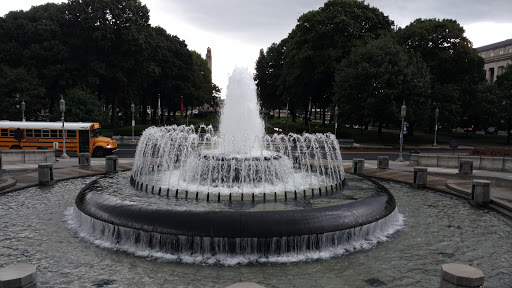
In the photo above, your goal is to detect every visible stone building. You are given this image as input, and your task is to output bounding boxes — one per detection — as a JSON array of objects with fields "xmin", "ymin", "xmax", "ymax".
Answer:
[{"xmin": 476, "ymin": 38, "xmax": 512, "ymax": 84}]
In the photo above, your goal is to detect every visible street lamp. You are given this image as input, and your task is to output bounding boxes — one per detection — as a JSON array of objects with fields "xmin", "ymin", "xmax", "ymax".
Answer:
[
  {"xmin": 131, "ymin": 103, "xmax": 135, "ymax": 142},
  {"xmin": 397, "ymin": 101, "xmax": 406, "ymax": 162},
  {"xmin": 286, "ymin": 98, "xmax": 289, "ymax": 134},
  {"xmin": 433, "ymin": 107, "xmax": 439, "ymax": 147},
  {"xmin": 334, "ymin": 105, "xmax": 338, "ymax": 138},
  {"xmin": 59, "ymin": 95, "xmax": 69, "ymax": 158},
  {"xmin": 21, "ymin": 100, "xmax": 25, "ymax": 122}
]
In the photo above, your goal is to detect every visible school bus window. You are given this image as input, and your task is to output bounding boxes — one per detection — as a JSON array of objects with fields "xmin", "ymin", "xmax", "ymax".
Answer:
[
  {"xmin": 1, "ymin": 129, "xmax": 8, "ymax": 137},
  {"xmin": 34, "ymin": 130, "xmax": 41, "ymax": 138},
  {"xmin": 42, "ymin": 130, "xmax": 50, "ymax": 138},
  {"xmin": 50, "ymin": 130, "xmax": 58, "ymax": 138},
  {"xmin": 26, "ymin": 130, "xmax": 33, "ymax": 137},
  {"xmin": 67, "ymin": 130, "xmax": 77, "ymax": 139},
  {"xmin": 9, "ymin": 129, "xmax": 15, "ymax": 137}
]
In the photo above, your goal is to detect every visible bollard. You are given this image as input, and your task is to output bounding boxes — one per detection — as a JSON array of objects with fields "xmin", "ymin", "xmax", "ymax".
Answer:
[
  {"xmin": 377, "ymin": 156, "xmax": 389, "ymax": 169},
  {"xmin": 458, "ymin": 160, "xmax": 473, "ymax": 177},
  {"xmin": 38, "ymin": 163, "xmax": 54, "ymax": 186},
  {"xmin": 105, "ymin": 155, "xmax": 118, "ymax": 173},
  {"xmin": 352, "ymin": 158, "xmax": 365, "ymax": 174},
  {"xmin": 471, "ymin": 180, "xmax": 491, "ymax": 206},
  {"xmin": 0, "ymin": 263, "xmax": 37, "ymax": 288},
  {"xmin": 413, "ymin": 167, "xmax": 428, "ymax": 188},
  {"xmin": 440, "ymin": 263, "xmax": 484, "ymax": 288},
  {"xmin": 79, "ymin": 153, "xmax": 91, "ymax": 166}
]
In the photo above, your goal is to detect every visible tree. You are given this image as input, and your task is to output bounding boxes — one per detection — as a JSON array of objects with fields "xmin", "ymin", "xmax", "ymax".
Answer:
[
  {"xmin": 335, "ymin": 36, "xmax": 431, "ymax": 137},
  {"xmin": 396, "ymin": 18, "xmax": 486, "ymax": 129},
  {"xmin": 255, "ymin": 41, "xmax": 286, "ymax": 115},
  {"xmin": 282, "ymin": 0, "xmax": 394, "ymax": 126},
  {"xmin": 0, "ymin": 65, "xmax": 45, "ymax": 120},
  {"xmin": 65, "ymin": 0, "xmax": 150, "ymax": 133},
  {"xmin": 495, "ymin": 64, "xmax": 512, "ymax": 145}
]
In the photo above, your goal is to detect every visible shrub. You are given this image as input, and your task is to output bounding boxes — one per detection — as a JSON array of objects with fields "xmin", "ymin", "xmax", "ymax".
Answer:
[{"xmin": 469, "ymin": 146, "xmax": 512, "ymax": 157}]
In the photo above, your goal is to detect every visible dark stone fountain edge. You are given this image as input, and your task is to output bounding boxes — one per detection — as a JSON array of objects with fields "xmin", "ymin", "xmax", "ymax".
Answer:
[{"xmin": 75, "ymin": 175, "xmax": 396, "ymax": 239}]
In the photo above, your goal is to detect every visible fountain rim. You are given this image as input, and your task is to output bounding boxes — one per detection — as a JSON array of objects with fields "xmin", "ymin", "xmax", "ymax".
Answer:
[{"xmin": 75, "ymin": 174, "xmax": 396, "ymax": 239}]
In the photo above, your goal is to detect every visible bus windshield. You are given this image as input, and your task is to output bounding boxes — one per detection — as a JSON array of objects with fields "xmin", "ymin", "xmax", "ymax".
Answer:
[{"xmin": 91, "ymin": 129, "xmax": 102, "ymax": 138}]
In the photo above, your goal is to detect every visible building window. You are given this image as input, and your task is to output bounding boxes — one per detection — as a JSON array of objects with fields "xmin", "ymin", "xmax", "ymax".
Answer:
[
  {"xmin": 509, "ymin": 48, "xmax": 512, "ymax": 53},
  {"xmin": 490, "ymin": 52, "xmax": 494, "ymax": 57},
  {"xmin": 499, "ymin": 50, "xmax": 504, "ymax": 55}
]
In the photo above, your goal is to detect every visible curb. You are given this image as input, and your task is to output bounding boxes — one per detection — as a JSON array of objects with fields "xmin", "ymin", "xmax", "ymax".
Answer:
[{"xmin": 0, "ymin": 176, "xmax": 17, "ymax": 191}]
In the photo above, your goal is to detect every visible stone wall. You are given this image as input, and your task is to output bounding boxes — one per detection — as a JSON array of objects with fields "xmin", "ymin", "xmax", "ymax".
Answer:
[
  {"xmin": 0, "ymin": 149, "xmax": 56, "ymax": 164},
  {"xmin": 409, "ymin": 154, "xmax": 512, "ymax": 172}
]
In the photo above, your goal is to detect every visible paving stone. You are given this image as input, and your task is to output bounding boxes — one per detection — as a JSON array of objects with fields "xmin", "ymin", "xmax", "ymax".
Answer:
[
  {"xmin": 0, "ymin": 263, "xmax": 37, "ymax": 288},
  {"xmin": 441, "ymin": 263, "xmax": 484, "ymax": 287}
]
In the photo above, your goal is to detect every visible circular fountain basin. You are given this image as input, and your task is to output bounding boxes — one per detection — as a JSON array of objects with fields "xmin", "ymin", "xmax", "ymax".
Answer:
[{"xmin": 74, "ymin": 172, "xmax": 399, "ymax": 257}]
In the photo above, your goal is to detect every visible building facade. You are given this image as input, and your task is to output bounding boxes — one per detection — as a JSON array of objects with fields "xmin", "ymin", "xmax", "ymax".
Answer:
[{"xmin": 476, "ymin": 38, "xmax": 512, "ymax": 84}]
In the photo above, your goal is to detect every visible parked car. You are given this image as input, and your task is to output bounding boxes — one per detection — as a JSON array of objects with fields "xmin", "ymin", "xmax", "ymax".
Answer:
[{"xmin": 486, "ymin": 127, "xmax": 499, "ymax": 135}]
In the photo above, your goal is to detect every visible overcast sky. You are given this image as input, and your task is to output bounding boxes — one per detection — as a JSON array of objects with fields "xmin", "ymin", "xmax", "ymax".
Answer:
[{"xmin": 2, "ymin": 0, "xmax": 512, "ymax": 97}]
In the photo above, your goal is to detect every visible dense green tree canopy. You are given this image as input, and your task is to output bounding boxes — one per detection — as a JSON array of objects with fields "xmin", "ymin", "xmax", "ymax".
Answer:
[
  {"xmin": 335, "ymin": 36, "xmax": 431, "ymax": 136},
  {"xmin": 396, "ymin": 18, "xmax": 486, "ymax": 129},
  {"xmin": 495, "ymin": 64, "xmax": 512, "ymax": 144},
  {"xmin": 0, "ymin": 0, "xmax": 215, "ymax": 131},
  {"xmin": 281, "ymin": 0, "xmax": 394, "ymax": 124}
]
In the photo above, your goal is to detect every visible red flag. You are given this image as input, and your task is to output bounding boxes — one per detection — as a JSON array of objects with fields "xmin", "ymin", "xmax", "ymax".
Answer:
[{"xmin": 180, "ymin": 97, "xmax": 184, "ymax": 116}]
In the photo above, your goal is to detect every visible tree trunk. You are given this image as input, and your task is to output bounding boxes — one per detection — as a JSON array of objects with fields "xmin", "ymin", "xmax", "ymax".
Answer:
[{"xmin": 378, "ymin": 122, "xmax": 382, "ymax": 138}]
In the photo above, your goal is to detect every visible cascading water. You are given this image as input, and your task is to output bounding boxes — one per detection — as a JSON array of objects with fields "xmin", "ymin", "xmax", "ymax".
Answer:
[
  {"xmin": 130, "ymin": 67, "xmax": 345, "ymax": 195},
  {"xmin": 71, "ymin": 67, "xmax": 402, "ymax": 265}
]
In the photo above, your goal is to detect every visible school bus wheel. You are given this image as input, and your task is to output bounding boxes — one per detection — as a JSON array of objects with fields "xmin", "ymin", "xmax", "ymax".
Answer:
[{"xmin": 93, "ymin": 147, "xmax": 106, "ymax": 157}]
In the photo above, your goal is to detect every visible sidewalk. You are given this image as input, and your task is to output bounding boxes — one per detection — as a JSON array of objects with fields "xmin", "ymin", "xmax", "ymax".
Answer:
[
  {"xmin": 0, "ymin": 155, "xmax": 511, "ymax": 218},
  {"xmin": 0, "ymin": 157, "xmax": 133, "ymax": 195},
  {"xmin": 344, "ymin": 159, "xmax": 512, "ymax": 217}
]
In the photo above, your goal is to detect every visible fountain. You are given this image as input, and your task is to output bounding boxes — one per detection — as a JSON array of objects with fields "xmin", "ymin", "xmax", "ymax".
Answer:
[{"xmin": 71, "ymin": 67, "xmax": 402, "ymax": 264}]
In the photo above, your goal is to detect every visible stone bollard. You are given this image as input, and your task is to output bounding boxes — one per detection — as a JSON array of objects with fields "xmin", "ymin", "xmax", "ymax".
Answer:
[
  {"xmin": 458, "ymin": 160, "xmax": 473, "ymax": 177},
  {"xmin": 38, "ymin": 163, "xmax": 54, "ymax": 186},
  {"xmin": 105, "ymin": 155, "xmax": 118, "ymax": 173},
  {"xmin": 79, "ymin": 153, "xmax": 91, "ymax": 166},
  {"xmin": 440, "ymin": 263, "xmax": 484, "ymax": 288},
  {"xmin": 413, "ymin": 167, "xmax": 427, "ymax": 188},
  {"xmin": 377, "ymin": 156, "xmax": 389, "ymax": 169},
  {"xmin": 352, "ymin": 158, "xmax": 365, "ymax": 175},
  {"xmin": 0, "ymin": 263, "xmax": 37, "ymax": 288},
  {"xmin": 471, "ymin": 180, "xmax": 491, "ymax": 206}
]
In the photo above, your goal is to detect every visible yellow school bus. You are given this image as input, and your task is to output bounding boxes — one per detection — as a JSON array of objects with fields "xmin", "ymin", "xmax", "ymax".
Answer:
[{"xmin": 0, "ymin": 121, "xmax": 117, "ymax": 157}]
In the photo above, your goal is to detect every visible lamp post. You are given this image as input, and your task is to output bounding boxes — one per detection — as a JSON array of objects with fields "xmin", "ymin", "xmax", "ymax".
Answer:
[
  {"xmin": 334, "ymin": 105, "xmax": 338, "ymax": 138},
  {"xmin": 286, "ymin": 98, "xmax": 289, "ymax": 134},
  {"xmin": 434, "ymin": 107, "xmax": 439, "ymax": 147},
  {"xmin": 397, "ymin": 101, "xmax": 406, "ymax": 162},
  {"xmin": 21, "ymin": 100, "xmax": 25, "ymax": 122},
  {"xmin": 131, "ymin": 103, "xmax": 135, "ymax": 142},
  {"xmin": 59, "ymin": 95, "xmax": 69, "ymax": 158}
]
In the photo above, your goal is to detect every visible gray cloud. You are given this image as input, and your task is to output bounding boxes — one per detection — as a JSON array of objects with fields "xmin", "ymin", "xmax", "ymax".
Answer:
[
  {"xmin": 159, "ymin": 0, "xmax": 512, "ymax": 46},
  {"xmin": 365, "ymin": 0, "xmax": 512, "ymax": 27}
]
